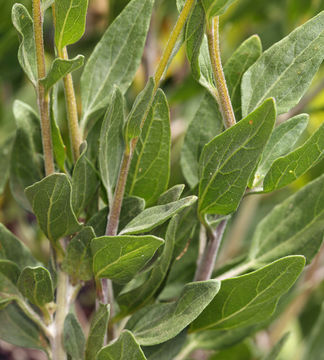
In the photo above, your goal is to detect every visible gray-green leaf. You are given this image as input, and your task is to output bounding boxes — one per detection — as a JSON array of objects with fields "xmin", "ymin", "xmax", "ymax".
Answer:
[
  {"xmin": 0, "ymin": 272, "xmax": 21, "ymax": 308},
  {"xmin": 81, "ymin": 0, "xmax": 154, "ymax": 128},
  {"xmin": 181, "ymin": 91, "xmax": 223, "ymax": 189},
  {"xmin": 126, "ymin": 89, "xmax": 171, "ymax": 206},
  {"xmin": 25, "ymin": 173, "xmax": 82, "ymax": 243},
  {"xmin": 72, "ymin": 142, "xmax": 99, "ymax": 217},
  {"xmin": 198, "ymin": 98, "xmax": 276, "ymax": 216},
  {"xmin": 0, "ymin": 136, "xmax": 14, "ymax": 195},
  {"xmin": 126, "ymin": 280, "xmax": 220, "ymax": 345},
  {"xmin": 190, "ymin": 256, "xmax": 305, "ymax": 332},
  {"xmin": 12, "ymin": 4, "xmax": 37, "ymax": 85},
  {"xmin": 99, "ymin": 87, "xmax": 125, "ymax": 204},
  {"xmin": 91, "ymin": 235, "xmax": 164, "ymax": 283},
  {"xmin": 120, "ymin": 196, "xmax": 197, "ymax": 235},
  {"xmin": 249, "ymin": 174, "xmax": 324, "ymax": 266},
  {"xmin": 17, "ymin": 266, "xmax": 53, "ymax": 307},
  {"xmin": 63, "ymin": 313, "xmax": 85, "ymax": 360},
  {"xmin": 0, "ymin": 260, "xmax": 20, "ymax": 285},
  {"xmin": 85, "ymin": 303, "xmax": 110, "ymax": 360},
  {"xmin": 201, "ymin": 0, "xmax": 238, "ymax": 19},
  {"xmin": 224, "ymin": 35, "xmax": 262, "ymax": 121},
  {"xmin": 157, "ymin": 185, "xmax": 185, "ymax": 205},
  {"xmin": 242, "ymin": 11, "xmax": 324, "ymax": 117},
  {"xmin": 97, "ymin": 330, "xmax": 147, "ymax": 360},
  {"xmin": 40, "ymin": 55, "xmax": 84, "ymax": 93},
  {"xmin": 117, "ymin": 216, "xmax": 177, "ymax": 314},
  {"xmin": 251, "ymin": 114, "xmax": 308, "ymax": 188},
  {"xmin": 62, "ymin": 226, "xmax": 96, "ymax": 283},
  {"xmin": 54, "ymin": 0, "xmax": 89, "ymax": 50},
  {"xmin": 263, "ymin": 122, "xmax": 324, "ymax": 192}
]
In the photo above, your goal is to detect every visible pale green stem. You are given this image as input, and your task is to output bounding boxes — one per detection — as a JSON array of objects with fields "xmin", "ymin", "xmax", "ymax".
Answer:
[
  {"xmin": 206, "ymin": 17, "xmax": 236, "ymax": 128},
  {"xmin": 32, "ymin": 0, "xmax": 55, "ymax": 175},
  {"xmin": 174, "ymin": 340, "xmax": 198, "ymax": 360}
]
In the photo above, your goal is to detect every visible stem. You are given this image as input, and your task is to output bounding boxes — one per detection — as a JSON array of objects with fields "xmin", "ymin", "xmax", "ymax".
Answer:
[
  {"xmin": 154, "ymin": 0, "xmax": 195, "ymax": 90},
  {"xmin": 59, "ymin": 47, "xmax": 82, "ymax": 162},
  {"xmin": 32, "ymin": 0, "xmax": 55, "ymax": 175},
  {"xmin": 206, "ymin": 17, "xmax": 236, "ymax": 128},
  {"xmin": 174, "ymin": 341, "xmax": 198, "ymax": 360},
  {"xmin": 52, "ymin": 269, "xmax": 69, "ymax": 360},
  {"xmin": 194, "ymin": 220, "xmax": 227, "ymax": 281}
]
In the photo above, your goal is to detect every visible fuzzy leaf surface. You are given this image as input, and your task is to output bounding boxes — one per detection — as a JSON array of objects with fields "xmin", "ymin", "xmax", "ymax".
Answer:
[
  {"xmin": 54, "ymin": 0, "xmax": 89, "ymax": 49},
  {"xmin": 263, "ymin": 122, "xmax": 324, "ymax": 192},
  {"xmin": 12, "ymin": 4, "xmax": 37, "ymax": 85},
  {"xmin": 191, "ymin": 256, "xmax": 305, "ymax": 332},
  {"xmin": 0, "ymin": 272, "xmax": 20, "ymax": 308},
  {"xmin": 202, "ymin": 0, "xmax": 238, "ymax": 19},
  {"xmin": 81, "ymin": 0, "xmax": 154, "ymax": 126},
  {"xmin": 117, "ymin": 216, "xmax": 177, "ymax": 314},
  {"xmin": 85, "ymin": 303, "xmax": 110, "ymax": 360},
  {"xmin": 126, "ymin": 280, "xmax": 220, "ymax": 345},
  {"xmin": 97, "ymin": 330, "xmax": 147, "ymax": 360},
  {"xmin": 99, "ymin": 87, "xmax": 125, "ymax": 204},
  {"xmin": 157, "ymin": 185, "xmax": 185, "ymax": 205},
  {"xmin": 198, "ymin": 98, "xmax": 276, "ymax": 216},
  {"xmin": 63, "ymin": 313, "xmax": 85, "ymax": 360},
  {"xmin": 251, "ymin": 114, "xmax": 308, "ymax": 188},
  {"xmin": 91, "ymin": 235, "xmax": 164, "ymax": 283},
  {"xmin": 0, "ymin": 260, "xmax": 20, "ymax": 285},
  {"xmin": 17, "ymin": 266, "xmax": 53, "ymax": 307},
  {"xmin": 181, "ymin": 92, "xmax": 223, "ymax": 189},
  {"xmin": 249, "ymin": 174, "xmax": 324, "ymax": 265},
  {"xmin": 120, "ymin": 196, "xmax": 197, "ymax": 235},
  {"xmin": 40, "ymin": 55, "xmax": 84, "ymax": 93},
  {"xmin": 25, "ymin": 173, "xmax": 82, "ymax": 243},
  {"xmin": 242, "ymin": 11, "xmax": 324, "ymax": 117},
  {"xmin": 62, "ymin": 226, "xmax": 96, "ymax": 283},
  {"xmin": 126, "ymin": 89, "xmax": 170, "ymax": 206}
]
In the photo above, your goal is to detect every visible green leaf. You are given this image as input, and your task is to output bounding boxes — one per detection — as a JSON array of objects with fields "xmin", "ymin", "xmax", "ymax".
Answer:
[
  {"xmin": 209, "ymin": 341, "xmax": 253, "ymax": 360},
  {"xmin": 54, "ymin": 0, "xmax": 89, "ymax": 50},
  {"xmin": 202, "ymin": 0, "xmax": 238, "ymax": 19},
  {"xmin": 91, "ymin": 235, "xmax": 164, "ymax": 283},
  {"xmin": 120, "ymin": 196, "xmax": 197, "ymax": 235},
  {"xmin": 185, "ymin": 1, "xmax": 205, "ymax": 80},
  {"xmin": 10, "ymin": 100, "xmax": 43, "ymax": 210},
  {"xmin": 198, "ymin": 37, "xmax": 214, "ymax": 93},
  {"xmin": 242, "ymin": 11, "xmax": 324, "ymax": 117},
  {"xmin": 249, "ymin": 174, "xmax": 324, "ymax": 266},
  {"xmin": 12, "ymin": 4, "xmax": 37, "ymax": 85},
  {"xmin": 119, "ymin": 197, "xmax": 146, "ymax": 232},
  {"xmin": 17, "ymin": 266, "xmax": 53, "ymax": 307},
  {"xmin": 0, "ymin": 223, "xmax": 38, "ymax": 269},
  {"xmin": 25, "ymin": 173, "xmax": 82, "ymax": 243},
  {"xmin": 42, "ymin": 0, "xmax": 54, "ymax": 13},
  {"xmin": 263, "ymin": 122, "xmax": 324, "ymax": 192},
  {"xmin": 0, "ymin": 136, "xmax": 14, "ymax": 195},
  {"xmin": 99, "ymin": 87, "xmax": 125, "ymax": 204},
  {"xmin": 303, "ymin": 303, "xmax": 324, "ymax": 360},
  {"xmin": 72, "ymin": 142, "xmax": 99, "ymax": 217},
  {"xmin": 190, "ymin": 256, "xmax": 305, "ymax": 332},
  {"xmin": 40, "ymin": 55, "xmax": 84, "ymax": 93},
  {"xmin": 198, "ymin": 98, "xmax": 276, "ymax": 216},
  {"xmin": 124, "ymin": 78, "xmax": 155, "ymax": 143},
  {"xmin": 0, "ymin": 272, "xmax": 20, "ymax": 308},
  {"xmin": 143, "ymin": 331, "xmax": 187, "ymax": 360},
  {"xmin": 181, "ymin": 91, "xmax": 223, "ymax": 189},
  {"xmin": 63, "ymin": 313, "xmax": 86, "ymax": 360},
  {"xmin": 0, "ymin": 303, "xmax": 48, "ymax": 351},
  {"xmin": 263, "ymin": 333, "xmax": 290, "ymax": 360},
  {"xmin": 157, "ymin": 184, "xmax": 185, "ymax": 205},
  {"xmin": 117, "ymin": 216, "xmax": 177, "ymax": 314},
  {"xmin": 97, "ymin": 330, "xmax": 147, "ymax": 360},
  {"xmin": 62, "ymin": 226, "xmax": 96, "ymax": 283},
  {"xmin": 126, "ymin": 280, "xmax": 220, "ymax": 345},
  {"xmin": 51, "ymin": 84, "xmax": 67, "ymax": 172},
  {"xmin": 224, "ymin": 35, "xmax": 262, "ymax": 121},
  {"xmin": 126, "ymin": 89, "xmax": 171, "ymax": 206},
  {"xmin": 250, "ymin": 114, "xmax": 308, "ymax": 188},
  {"xmin": 85, "ymin": 303, "xmax": 110, "ymax": 360},
  {"xmin": 81, "ymin": 0, "xmax": 154, "ymax": 127},
  {"xmin": 0, "ymin": 260, "xmax": 20, "ymax": 285}
]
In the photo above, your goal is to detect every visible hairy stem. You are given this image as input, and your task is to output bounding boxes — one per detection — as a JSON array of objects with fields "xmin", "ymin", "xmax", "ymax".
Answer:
[
  {"xmin": 206, "ymin": 17, "xmax": 236, "ymax": 128},
  {"xmin": 32, "ymin": 0, "xmax": 54, "ymax": 175},
  {"xmin": 194, "ymin": 219, "xmax": 227, "ymax": 281},
  {"xmin": 59, "ymin": 47, "xmax": 83, "ymax": 162},
  {"xmin": 52, "ymin": 269, "xmax": 69, "ymax": 360}
]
